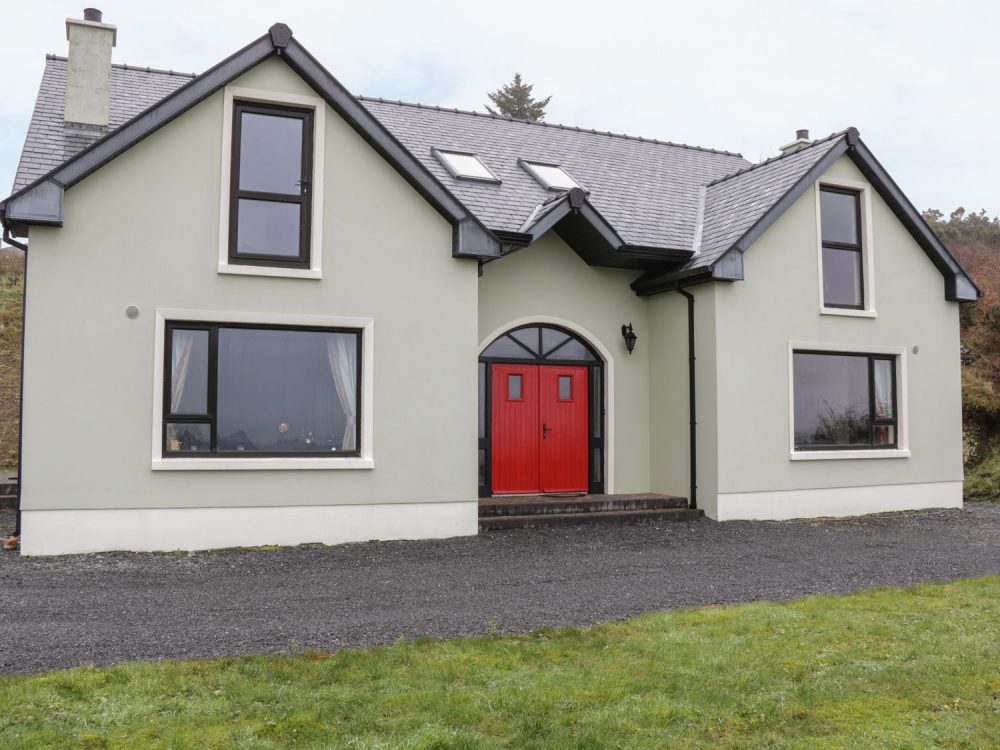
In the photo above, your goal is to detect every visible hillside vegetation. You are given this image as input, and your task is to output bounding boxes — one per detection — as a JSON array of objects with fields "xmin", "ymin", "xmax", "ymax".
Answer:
[{"xmin": 0, "ymin": 249, "xmax": 22, "ymax": 472}]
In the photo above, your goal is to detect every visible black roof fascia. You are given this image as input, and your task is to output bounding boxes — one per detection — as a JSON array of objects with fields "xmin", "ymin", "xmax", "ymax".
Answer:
[
  {"xmin": 845, "ymin": 135, "xmax": 980, "ymax": 302},
  {"xmin": 1, "ymin": 34, "xmax": 276, "ymax": 226},
  {"xmin": 631, "ymin": 266, "xmax": 717, "ymax": 295},
  {"xmin": 278, "ymin": 38, "xmax": 499, "ymax": 259},
  {"xmin": 1, "ymin": 24, "xmax": 501, "ymax": 259}
]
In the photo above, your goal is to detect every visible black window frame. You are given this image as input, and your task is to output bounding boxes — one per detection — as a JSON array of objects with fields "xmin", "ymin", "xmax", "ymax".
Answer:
[
  {"xmin": 819, "ymin": 186, "xmax": 865, "ymax": 310},
  {"xmin": 793, "ymin": 350, "xmax": 898, "ymax": 451},
  {"xmin": 228, "ymin": 101, "xmax": 314, "ymax": 269},
  {"xmin": 162, "ymin": 321, "xmax": 362, "ymax": 459}
]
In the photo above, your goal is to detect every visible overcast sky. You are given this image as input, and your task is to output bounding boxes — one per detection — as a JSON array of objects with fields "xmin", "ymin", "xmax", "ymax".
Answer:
[{"xmin": 1, "ymin": 0, "xmax": 997, "ymax": 217}]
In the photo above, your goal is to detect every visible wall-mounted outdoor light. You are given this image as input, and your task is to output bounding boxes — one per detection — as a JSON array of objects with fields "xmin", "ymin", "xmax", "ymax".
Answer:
[{"xmin": 621, "ymin": 323, "xmax": 638, "ymax": 354}]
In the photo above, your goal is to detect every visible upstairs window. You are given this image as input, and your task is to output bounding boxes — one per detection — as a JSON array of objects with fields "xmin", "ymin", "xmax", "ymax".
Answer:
[
  {"xmin": 819, "ymin": 186, "xmax": 864, "ymax": 309},
  {"xmin": 434, "ymin": 149, "xmax": 499, "ymax": 182},
  {"xmin": 521, "ymin": 160, "xmax": 583, "ymax": 191},
  {"xmin": 229, "ymin": 101, "xmax": 314, "ymax": 268}
]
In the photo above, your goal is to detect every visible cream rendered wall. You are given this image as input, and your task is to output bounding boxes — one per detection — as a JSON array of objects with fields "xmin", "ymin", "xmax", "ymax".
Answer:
[
  {"xmin": 20, "ymin": 58, "xmax": 479, "ymax": 514},
  {"xmin": 711, "ymin": 155, "xmax": 963, "ymax": 517},
  {"xmin": 477, "ymin": 234, "xmax": 651, "ymax": 494}
]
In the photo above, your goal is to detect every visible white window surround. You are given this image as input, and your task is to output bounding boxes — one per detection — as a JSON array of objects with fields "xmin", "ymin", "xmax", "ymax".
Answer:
[
  {"xmin": 152, "ymin": 308, "xmax": 374, "ymax": 470},
  {"xmin": 218, "ymin": 86, "xmax": 326, "ymax": 280},
  {"xmin": 815, "ymin": 176, "xmax": 876, "ymax": 318},
  {"xmin": 787, "ymin": 340, "xmax": 909, "ymax": 461}
]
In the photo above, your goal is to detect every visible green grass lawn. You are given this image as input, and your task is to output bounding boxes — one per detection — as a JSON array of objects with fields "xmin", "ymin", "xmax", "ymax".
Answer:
[{"xmin": 2, "ymin": 578, "xmax": 998, "ymax": 749}]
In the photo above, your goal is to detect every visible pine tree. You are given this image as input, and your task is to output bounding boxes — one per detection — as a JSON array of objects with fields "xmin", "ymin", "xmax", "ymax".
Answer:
[{"xmin": 485, "ymin": 73, "xmax": 552, "ymax": 121}]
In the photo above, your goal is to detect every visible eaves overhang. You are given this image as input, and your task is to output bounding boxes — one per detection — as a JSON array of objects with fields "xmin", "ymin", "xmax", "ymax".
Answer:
[{"xmin": 0, "ymin": 23, "xmax": 501, "ymax": 259}]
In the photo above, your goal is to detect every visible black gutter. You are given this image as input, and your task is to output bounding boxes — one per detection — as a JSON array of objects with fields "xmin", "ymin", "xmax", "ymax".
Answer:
[
  {"xmin": 676, "ymin": 288, "xmax": 697, "ymax": 509},
  {"xmin": 3, "ymin": 225, "xmax": 27, "ymax": 537}
]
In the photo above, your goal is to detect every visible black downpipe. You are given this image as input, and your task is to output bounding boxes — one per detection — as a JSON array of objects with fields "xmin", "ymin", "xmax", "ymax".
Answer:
[
  {"xmin": 676, "ymin": 289, "xmax": 697, "ymax": 509},
  {"xmin": 4, "ymin": 225, "xmax": 27, "ymax": 537}
]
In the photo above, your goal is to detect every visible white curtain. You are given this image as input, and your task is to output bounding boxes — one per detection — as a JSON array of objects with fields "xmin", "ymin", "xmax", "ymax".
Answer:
[
  {"xmin": 170, "ymin": 331, "xmax": 195, "ymax": 413},
  {"xmin": 327, "ymin": 334, "xmax": 357, "ymax": 451},
  {"xmin": 873, "ymin": 360, "xmax": 893, "ymax": 419}
]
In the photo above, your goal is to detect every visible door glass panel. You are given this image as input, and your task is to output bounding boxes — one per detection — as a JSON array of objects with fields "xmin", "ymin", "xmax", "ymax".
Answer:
[
  {"xmin": 541, "ymin": 327, "xmax": 570, "ymax": 356},
  {"xmin": 873, "ymin": 359, "xmax": 894, "ymax": 419},
  {"xmin": 236, "ymin": 199, "xmax": 301, "ymax": 257},
  {"xmin": 166, "ymin": 422, "xmax": 211, "ymax": 452},
  {"xmin": 547, "ymin": 339, "xmax": 595, "ymax": 361},
  {"xmin": 478, "ymin": 363, "xmax": 486, "ymax": 439},
  {"xmin": 820, "ymin": 189, "xmax": 859, "ymax": 245},
  {"xmin": 822, "ymin": 246, "xmax": 862, "ymax": 307},
  {"xmin": 170, "ymin": 329, "xmax": 209, "ymax": 415},
  {"xmin": 510, "ymin": 328, "xmax": 541, "ymax": 355},
  {"xmin": 508, "ymin": 374, "xmax": 522, "ymax": 400},
  {"xmin": 593, "ymin": 447, "xmax": 602, "ymax": 482},
  {"xmin": 478, "ymin": 448, "xmax": 486, "ymax": 485},
  {"xmin": 238, "ymin": 111, "xmax": 304, "ymax": 195},
  {"xmin": 591, "ymin": 368, "xmax": 601, "ymax": 438},
  {"xmin": 558, "ymin": 375, "xmax": 572, "ymax": 400}
]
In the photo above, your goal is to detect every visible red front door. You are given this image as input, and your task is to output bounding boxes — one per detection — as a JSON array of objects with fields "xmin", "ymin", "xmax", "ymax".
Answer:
[{"xmin": 491, "ymin": 364, "xmax": 589, "ymax": 494}]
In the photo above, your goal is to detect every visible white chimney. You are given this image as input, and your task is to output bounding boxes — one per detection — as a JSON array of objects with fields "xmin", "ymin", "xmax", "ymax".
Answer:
[
  {"xmin": 64, "ymin": 8, "xmax": 117, "ymax": 127},
  {"xmin": 778, "ymin": 129, "xmax": 811, "ymax": 155}
]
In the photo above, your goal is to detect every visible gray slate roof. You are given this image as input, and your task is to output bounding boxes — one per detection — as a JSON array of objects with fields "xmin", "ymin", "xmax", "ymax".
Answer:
[
  {"xmin": 361, "ymin": 98, "xmax": 750, "ymax": 251},
  {"xmin": 12, "ymin": 56, "xmax": 194, "ymax": 192}
]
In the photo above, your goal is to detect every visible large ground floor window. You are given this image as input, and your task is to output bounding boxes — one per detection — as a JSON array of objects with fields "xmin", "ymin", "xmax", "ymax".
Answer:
[
  {"xmin": 793, "ymin": 350, "xmax": 897, "ymax": 450},
  {"xmin": 164, "ymin": 322, "xmax": 361, "ymax": 458}
]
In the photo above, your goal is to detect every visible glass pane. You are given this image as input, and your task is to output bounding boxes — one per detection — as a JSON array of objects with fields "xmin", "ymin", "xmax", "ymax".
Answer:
[
  {"xmin": 166, "ymin": 422, "xmax": 211, "ymax": 453},
  {"xmin": 874, "ymin": 359, "xmax": 894, "ymax": 419},
  {"xmin": 217, "ymin": 328, "xmax": 358, "ymax": 453},
  {"xmin": 822, "ymin": 247, "xmax": 862, "ymax": 307},
  {"xmin": 820, "ymin": 189, "xmax": 860, "ymax": 245},
  {"xmin": 482, "ymin": 336, "xmax": 532, "ymax": 359},
  {"xmin": 873, "ymin": 425, "xmax": 895, "ymax": 446},
  {"xmin": 510, "ymin": 327, "xmax": 541, "ymax": 355},
  {"xmin": 592, "ymin": 447, "xmax": 602, "ymax": 483},
  {"xmin": 236, "ymin": 199, "xmax": 301, "ymax": 257},
  {"xmin": 170, "ymin": 329, "xmax": 209, "ymax": 415},
  {"xmin": 478, "ymin": 363, "xmax": 486, "ymax": 440},
  {"xmin": 559, "ymin": 376, "xmax": 572, "ymax": 400},
  {"xmin": 591, "ymin": 369, "xmax": 602, "ymax": 438},
  {"xmin": 478, "ymin": 449, "xmax": 486, "ymax": 486},
  {"xmin": 547, "ymin": 338, "xmax": 596, "ymax": 361},
  {"xmin": 439, "ymin": 151, "xmax": 495, "ymax": 180},
  {"xmin": 526, "ymin": 163, "xmax": 581, "ymax": 190},
  {"xmin": 508, "ymin": 374, "xmax": 522, "ymax": 400},
  {"xmin": 238, "ymin": 111, "xmax": 304, "ymax": 194},
  {"xmin": 541, "ymin": 327, "xmax": 570, "ymax": 356},
  {"xmin": 793, "ymin": 353, "xmax": 870, "ymax": 447}
]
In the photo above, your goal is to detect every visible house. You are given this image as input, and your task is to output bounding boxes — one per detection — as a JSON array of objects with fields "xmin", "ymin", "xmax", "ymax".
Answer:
[{"xmin": 1, "ymin": 11, "xmax": 979, "ymax": 555}]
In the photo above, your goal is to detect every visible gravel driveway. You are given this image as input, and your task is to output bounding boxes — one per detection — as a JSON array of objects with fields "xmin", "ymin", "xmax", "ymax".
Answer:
[{"xmin": 1, "ymin": 504, "xmax": 998, "ymax": 675}]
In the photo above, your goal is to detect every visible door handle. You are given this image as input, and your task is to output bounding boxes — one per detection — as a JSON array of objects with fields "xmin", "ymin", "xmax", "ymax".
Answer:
[{"xmin": 542, "ymin": 423, "xmax": 550, "ymax": 440}]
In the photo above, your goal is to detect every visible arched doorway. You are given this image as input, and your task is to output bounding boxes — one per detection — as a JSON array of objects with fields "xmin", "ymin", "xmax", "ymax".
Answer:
[{"xmin": 479, "ymin": 323, "xmax": 605, "ymax": 497}]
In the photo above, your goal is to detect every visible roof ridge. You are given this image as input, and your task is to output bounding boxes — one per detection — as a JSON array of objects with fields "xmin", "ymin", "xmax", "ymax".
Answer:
[
  {"xmin": 706, "ymin": 129, "xmax": 850, "ymax": 187},
  {"xmin": 358, "ymin": 96, "xmax": 744, "ymax": 158},
  {"xmin": 45, "ymin": 53, "xmax": 196, "ymax": 78}
]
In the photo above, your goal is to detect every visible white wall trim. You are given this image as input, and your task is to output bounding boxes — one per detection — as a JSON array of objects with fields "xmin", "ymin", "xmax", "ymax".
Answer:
[
  {"xmin": 815, "ymin": 176, "xmax": 876, "ymax": 317},
  {"xmin": 152, "ymin": 308, "xmax": 374, "ymax": 470},
  {"xmin": 714, "ymin": 481, "xmax": 961, "ymax": 521},
  {"xmin": 20, "ymin": 502, "xmax": 478, "ymax": 556},
  {"xmin": 787, "ymin": 340, "xmax": 908, "ymax": 460},
  {"xmin": 218, "ymin": 86, "xmax": 326, "ymax": 279},
  {"xmin": 479, "ymin": 315, "xmax": 615, "ymax": 494}
]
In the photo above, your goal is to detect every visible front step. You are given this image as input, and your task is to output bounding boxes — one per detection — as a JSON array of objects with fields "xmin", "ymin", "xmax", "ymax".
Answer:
[{"xmin": 479, "ymin": 493, "xmax": 701, "ymax": 531}]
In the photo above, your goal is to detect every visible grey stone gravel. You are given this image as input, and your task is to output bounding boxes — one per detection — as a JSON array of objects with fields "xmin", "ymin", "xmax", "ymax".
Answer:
[{"xmin": 0, "ymin": 504, "xmax": 997, "ymax": 675}]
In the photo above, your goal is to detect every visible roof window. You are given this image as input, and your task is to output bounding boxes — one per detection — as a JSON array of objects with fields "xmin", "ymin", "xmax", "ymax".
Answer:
[
  {"xmin": 433, "ymin": 149, "xmax": 499, "ymax": 182},
  {"xmin": 520, "ymin": 160, "xmax": 583, "ymax": 191}
]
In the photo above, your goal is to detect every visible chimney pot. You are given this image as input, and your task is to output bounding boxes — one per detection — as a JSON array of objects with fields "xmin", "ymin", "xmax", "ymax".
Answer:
[
  {"xmin": 796, "ymin": 128, "xmax": 809, "ymax": 141},
  {"xmin": 83, "ymin": 8, "xmax": 103, "ymax": 22}
]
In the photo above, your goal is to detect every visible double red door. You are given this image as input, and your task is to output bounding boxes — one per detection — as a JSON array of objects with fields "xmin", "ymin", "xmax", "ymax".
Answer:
[{"xmin": 491, "ymin": 364, "xmax": 589, "ymax": 494}]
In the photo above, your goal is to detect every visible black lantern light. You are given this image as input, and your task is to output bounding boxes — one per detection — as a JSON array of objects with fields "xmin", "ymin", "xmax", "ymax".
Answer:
[{"xmin": 621, "ymin": 323, "xmax": 638, "ymax": 354}]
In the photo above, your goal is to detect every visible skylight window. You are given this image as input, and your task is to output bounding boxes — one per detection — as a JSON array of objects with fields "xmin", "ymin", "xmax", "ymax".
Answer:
[
  {"xmin": 433, "ymin": 149, "xmax": 499, "ymax": 182},
  {"xmin": 521, "ymin": 160, "xmax": 583, "ymax": 191}
]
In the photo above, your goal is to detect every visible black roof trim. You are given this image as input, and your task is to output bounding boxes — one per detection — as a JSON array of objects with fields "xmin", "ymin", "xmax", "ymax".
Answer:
[{"xmin": 2, "ymin": 24, "xmax": 501, "ymax": 258}]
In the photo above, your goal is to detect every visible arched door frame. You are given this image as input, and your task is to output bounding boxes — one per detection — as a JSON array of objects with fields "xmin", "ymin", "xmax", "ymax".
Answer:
[{"xmin": 478, "ymin": 316, "xmax": 614, "ymax": 496}]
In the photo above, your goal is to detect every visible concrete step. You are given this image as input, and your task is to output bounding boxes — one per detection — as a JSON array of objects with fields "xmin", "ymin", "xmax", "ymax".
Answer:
[
  {"xmin": 480, "ymin": 493, "xmax": 688, "ymax": 518},
  {"xmin": 479, "ymin": 506, "xmax": 703, "ymax": 531}
]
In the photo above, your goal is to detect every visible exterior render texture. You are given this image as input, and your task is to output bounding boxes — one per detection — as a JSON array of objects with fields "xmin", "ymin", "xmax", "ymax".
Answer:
[{"xmin": 2, "ymin": 14, "xmax": 979, "ymax": 555}]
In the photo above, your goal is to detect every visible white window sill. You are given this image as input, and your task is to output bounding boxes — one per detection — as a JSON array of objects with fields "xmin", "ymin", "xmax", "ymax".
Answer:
[
  {"xmin": 790, "ymin": 449, "xmax": 909, "ymax": 461},
  {"xmin": 819, "ymin": 307, "xmax": 877, "ymax": 318},
  {"xmin": 152, "ymin": 456, "xmax": 374, "ymax": 471},
  {"xmin": 218, "ymin": 264, "xmax": 322, "ymax": 280}
]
